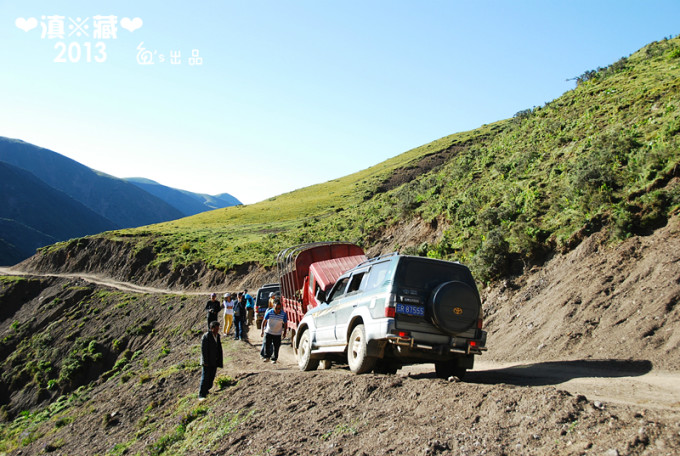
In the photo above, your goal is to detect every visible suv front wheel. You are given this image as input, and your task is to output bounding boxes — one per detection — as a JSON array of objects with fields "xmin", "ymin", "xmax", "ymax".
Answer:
[{"xmin": 347, "ymin": 324, "xmax": 376, "ymax": 374}]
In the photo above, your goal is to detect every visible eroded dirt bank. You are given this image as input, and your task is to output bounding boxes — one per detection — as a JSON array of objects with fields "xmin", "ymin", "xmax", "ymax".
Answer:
[{"xmin": 16, "ymin": 236, "xmax": 278, "ymax": 292}]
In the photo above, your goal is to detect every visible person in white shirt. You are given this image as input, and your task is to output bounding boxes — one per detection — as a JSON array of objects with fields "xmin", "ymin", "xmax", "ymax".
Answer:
[{"xmin": 222, "ymin": 292, "xmax": 234, "ymax": 336}]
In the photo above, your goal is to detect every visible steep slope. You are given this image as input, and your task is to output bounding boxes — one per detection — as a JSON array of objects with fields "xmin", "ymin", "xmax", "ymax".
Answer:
[
  {"xmin": 124, "ymin": 177, "xmax": 241, "ymax": 216},
  {"xmin": 1, "ymin": 215, "xmax": 679, "ymax": 454},
  {"xmin": 0, "ymin": 137, "xmax": 184, "ymax": 228},
  {"xmin": 0, "ymin": 161, "xmax": 116, "ymax": 265}
]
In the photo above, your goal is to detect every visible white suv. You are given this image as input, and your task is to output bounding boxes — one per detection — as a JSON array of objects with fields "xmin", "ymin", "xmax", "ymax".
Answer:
[{"xmin": 294, "ymin": 253, "xmax": 487, "ymax": 378}]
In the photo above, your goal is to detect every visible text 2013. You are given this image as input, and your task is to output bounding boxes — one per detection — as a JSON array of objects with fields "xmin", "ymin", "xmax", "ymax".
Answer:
[{"xmin": 54, "ymin": 41, "xmax": 106, "ymax": 63}]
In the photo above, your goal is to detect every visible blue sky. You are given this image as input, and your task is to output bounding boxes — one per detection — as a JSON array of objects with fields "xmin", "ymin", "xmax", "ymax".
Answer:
[{"xmin": 1, "ymin": 1, "xmax": 678, "ymax": 204}]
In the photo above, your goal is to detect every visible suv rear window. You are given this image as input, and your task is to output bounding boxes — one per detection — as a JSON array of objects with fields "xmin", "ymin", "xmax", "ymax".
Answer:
[
  {"xmin": 395, "ymin": 258, "xmax": 473, "ymax": 292},
  {"xmin": 364, "ymin": 260, "xmax": 392, "ymax": 291}
]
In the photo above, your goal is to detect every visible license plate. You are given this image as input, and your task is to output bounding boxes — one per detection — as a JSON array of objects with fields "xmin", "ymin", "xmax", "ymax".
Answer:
[{"xmin": 396, "ymin": 303, "xmax": 425, "ymax": 316}]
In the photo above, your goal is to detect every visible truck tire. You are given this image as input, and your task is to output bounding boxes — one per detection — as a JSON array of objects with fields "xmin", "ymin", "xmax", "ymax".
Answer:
[
  {"xmin": 434, "ymin": 362, "xmax": 466, "ymax": 380},
  {"xmin": 297, "ymin": 330, "xmax": 319, "ymax": 371},
  {"xmin": 347, "ymin": 324, "xmax": 376, "ymax": 374},
  {"xmin": 320, "ymin": 359, "xmax": 332, "ymax": 370},
  {"xmin": 428, "ymin": 281, "xmax": 480, "ymax": 335},
  {"xmin": 290, "ymin": 328, "xmax": 297, "ymax": 355}
]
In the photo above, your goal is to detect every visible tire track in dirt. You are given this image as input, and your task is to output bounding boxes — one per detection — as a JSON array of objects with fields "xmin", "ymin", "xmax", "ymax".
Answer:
[{"xmin": 242, "ymin": 321, "xmax": 680, "ymax": 412}]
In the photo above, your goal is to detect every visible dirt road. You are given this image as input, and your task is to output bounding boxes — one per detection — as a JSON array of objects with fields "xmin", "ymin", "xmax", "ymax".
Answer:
[
  {"xmin": 247, "ymin": 325, "xmax": 680, "ymax": 412},
  {"xmin": 0, "ymin": 267, "xmax": 197, "ymax": 295},
  {"xmin": 4, "ymin": 265, "xmax": 680, "ymax": 413}
]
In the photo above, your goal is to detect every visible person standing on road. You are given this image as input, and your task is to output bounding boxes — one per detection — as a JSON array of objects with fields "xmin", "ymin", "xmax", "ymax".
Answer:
[
  {"xmin": 260, "ymin": 298, "xmax": 287, "ymax": 364},
  {"xmin": 244, "ymin": 289, "xmax": 255, "ymax": 326},
  {"xmin": 222, "ymin": 292, "xmax": 234, "ymax": 336},
  {"xmin": 233, "ymin": 292, "xmax": 246, "ymax": 340},
  {"xmin": 205, "ymin": 293, "xmax": 223, "ymax": 330},
  {"xmin": 198, "ymin": 320, "xmax": 223, "ymax": 400}
]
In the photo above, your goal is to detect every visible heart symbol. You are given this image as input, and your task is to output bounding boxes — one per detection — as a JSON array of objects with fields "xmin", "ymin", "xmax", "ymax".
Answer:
[
  {"xmin": 15, "ymin": 17, "xmax": 37, "ymax": 32},
  {"xmin": 120, "ymin": 17, "xmax": 143, "ymax": 33}
]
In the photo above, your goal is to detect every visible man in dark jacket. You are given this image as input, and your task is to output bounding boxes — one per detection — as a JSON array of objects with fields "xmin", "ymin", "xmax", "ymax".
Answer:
[
  {"xmin": 198, "ymin": 320, "xmax": 223, "ymax": 399},
  {"xmin": 205, "ymin": 293, "xmax": 222, "ymax": 330}
]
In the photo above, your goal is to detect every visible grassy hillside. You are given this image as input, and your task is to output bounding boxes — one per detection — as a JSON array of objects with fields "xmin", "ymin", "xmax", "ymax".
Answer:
[{"xmin": 40, "ymin": 36, "xmax": 680, "ymax": 283}]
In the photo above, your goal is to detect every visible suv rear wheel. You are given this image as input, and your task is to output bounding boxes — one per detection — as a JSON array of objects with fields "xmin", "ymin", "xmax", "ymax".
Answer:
[
  {"xmin": 297, "ymin": 330, "xmax": 319, "ymax": 371},
  {"xmin": 373, "ymin": 360, "xmax": 398, "ymax": 375},
  {"xmin": 434, "ymin": 361, "xmax": 466, "ymax": 380},
  {"xmin": 347, "ymin": 324, "xmax": 376, "ymax": 374}
]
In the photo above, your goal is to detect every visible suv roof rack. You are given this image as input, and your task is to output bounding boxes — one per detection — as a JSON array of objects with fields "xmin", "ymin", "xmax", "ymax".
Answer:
[{"xmin": 356, "ymin": 252, "xmax": 399, "ymax": 268}]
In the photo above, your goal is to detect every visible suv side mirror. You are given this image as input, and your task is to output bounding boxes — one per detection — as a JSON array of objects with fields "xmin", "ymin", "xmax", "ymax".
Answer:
[{"xmin": 316, "ymin": 289, "xmax": 326, "ymax": 303}]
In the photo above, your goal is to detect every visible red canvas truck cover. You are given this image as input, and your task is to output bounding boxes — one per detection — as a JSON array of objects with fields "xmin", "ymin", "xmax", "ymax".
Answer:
[{"xmin": 276, "ymin": 242, "xmax": 366, "ymax": 331}]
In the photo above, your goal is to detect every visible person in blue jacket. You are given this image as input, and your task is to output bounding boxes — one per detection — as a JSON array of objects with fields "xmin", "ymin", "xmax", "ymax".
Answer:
[
  {"xmin": 260, "ymin": 298, "xmax": 287, "ymax": 364},
  {"xmin": 244, "ymin": 289, "xmax": 255, "ymax": 326}
]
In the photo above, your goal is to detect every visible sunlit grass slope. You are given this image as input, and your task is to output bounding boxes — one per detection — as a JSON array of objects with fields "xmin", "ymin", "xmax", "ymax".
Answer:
[
  {"xmin": 97, "ymin": 128, "xmax": 485, "ymax": 271},
  {"xmin": 50, "ymin": 35, "xmax": 680, "ymax": 282}
]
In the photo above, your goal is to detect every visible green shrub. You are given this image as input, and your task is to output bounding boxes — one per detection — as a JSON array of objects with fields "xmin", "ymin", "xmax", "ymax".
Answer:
[
  {"xmin": 470, "ymin": 229, "xmax": 511, "ymax": 283},
  {"xmin": 215, "ymin": 376, "xmax": 237, "ymax": 389},
  {"xmin": 57, "ymin": 338, "xmax": 103, "ymax": 387}
]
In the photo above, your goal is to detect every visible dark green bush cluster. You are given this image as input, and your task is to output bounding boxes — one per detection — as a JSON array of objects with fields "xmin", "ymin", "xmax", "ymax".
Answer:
[
  {"xmin": 469, "ymin": 229, "xmax": 511, "ymax": 283},
  {"xmin": 513, "ymin": 108, "xmax": 533, "ymax": 122},
  {"xmin": 57, "ymin": 337, "xmax": 103, "ymax": 388},
  {"xmin": 575, "ymin": 56, "xmax": 629, "ymax": 85}
]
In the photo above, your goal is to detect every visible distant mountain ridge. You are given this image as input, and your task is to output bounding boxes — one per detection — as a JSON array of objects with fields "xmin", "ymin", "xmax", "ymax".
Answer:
[
  {"xmin": 0, "ymin": 137, "xmax": 184, "ymax": 228},
  {"xmin": 0, "ymin": 137, "xmax": 241, "ymax": 265},
  {"xmin": 124, "ymin": 177, "xmax": 241, "ymax": 216},
  {"xmin": 0, "ymin": 160, "xmax": 117, "ymax": 264}
]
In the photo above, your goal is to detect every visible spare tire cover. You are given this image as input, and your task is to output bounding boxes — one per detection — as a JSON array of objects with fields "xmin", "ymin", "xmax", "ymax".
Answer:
[{"xmin": 428, "ymin": 281, "xmax": 480, "ymax": 335}]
